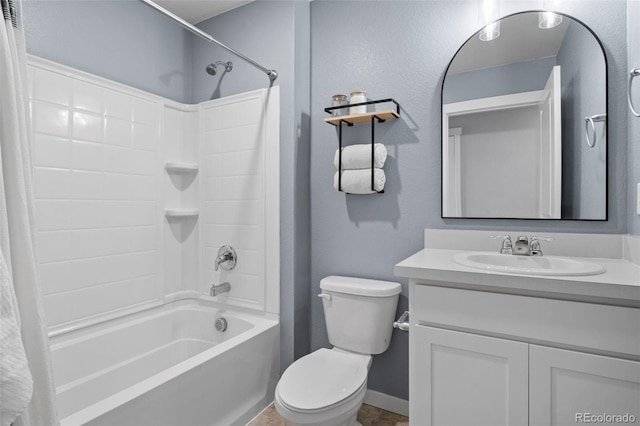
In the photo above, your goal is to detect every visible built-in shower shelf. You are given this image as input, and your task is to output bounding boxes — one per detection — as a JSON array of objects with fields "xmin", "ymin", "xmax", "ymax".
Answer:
[
  {"xmin": 165, "ymin": 208, "xmax": 199, "ymax": 218},
  {"xmin": 165, "ymin": 162, "xmax": 199, "ymax": 173}
]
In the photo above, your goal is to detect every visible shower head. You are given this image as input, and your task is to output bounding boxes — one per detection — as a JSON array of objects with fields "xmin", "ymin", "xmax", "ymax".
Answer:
[{"xmin": 205, "ymin": 61, "xmax": 233, "ymax": 76}]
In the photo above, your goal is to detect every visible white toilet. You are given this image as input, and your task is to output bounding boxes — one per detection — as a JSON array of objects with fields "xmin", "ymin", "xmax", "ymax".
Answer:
[{"xmin": 274, "ymin": 275, "xmax": 402, "ymax": 426}]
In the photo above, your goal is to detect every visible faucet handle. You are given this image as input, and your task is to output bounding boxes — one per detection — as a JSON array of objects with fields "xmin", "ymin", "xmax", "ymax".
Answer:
[
  {"xmin": 530, "ymin": 236, "xmax": 554, "ymax": 256},
  {"xmin": 490, "ymin": 235, "xmax": 513, "ymax": 254},
  {"xmin": 214, "ymin": 245, "xmax": 237, "ymax": 271}
]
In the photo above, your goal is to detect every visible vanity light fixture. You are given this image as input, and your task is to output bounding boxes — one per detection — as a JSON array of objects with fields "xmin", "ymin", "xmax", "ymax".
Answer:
[
  {"xmin": 479, "ymin": 21, "xmax": 500, "ymax": 41},
  {"xmin": 539, "ymin": 11, "xmax": 563, "ymax": 29},
  {"xmin": 539, "ymin": 0, "xmax": 563, "ymax": 29},
  {"xmin": 478, "ymin": 0, "xmax": 500, "ymax": 41}
]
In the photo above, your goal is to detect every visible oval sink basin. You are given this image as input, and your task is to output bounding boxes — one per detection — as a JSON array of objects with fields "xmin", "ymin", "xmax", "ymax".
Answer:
[{"xmin": 453, "ymin": 252, "xmax": 605, "ymax": 276}]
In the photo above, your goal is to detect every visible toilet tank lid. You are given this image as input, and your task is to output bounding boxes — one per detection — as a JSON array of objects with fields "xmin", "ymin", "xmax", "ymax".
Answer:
[{"xmin": 320, "ymin": 276, "xmax": 401, "ymax": 297}]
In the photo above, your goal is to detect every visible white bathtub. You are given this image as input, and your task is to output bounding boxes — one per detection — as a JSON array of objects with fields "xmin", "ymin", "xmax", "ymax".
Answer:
[{"xmin": 49, "ymin": 299, "xmax": 279, "ymax": 426}]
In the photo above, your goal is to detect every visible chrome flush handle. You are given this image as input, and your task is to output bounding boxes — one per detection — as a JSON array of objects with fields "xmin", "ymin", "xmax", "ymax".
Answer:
[{"xmin": 317, "ymin": 293, "xmax": 331, "ymax": 301}]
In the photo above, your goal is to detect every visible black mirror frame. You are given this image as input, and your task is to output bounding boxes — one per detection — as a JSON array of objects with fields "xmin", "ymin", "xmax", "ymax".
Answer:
[{"xmin": 440, "ymin": 10, "xmax": 609, "ymax": 221}]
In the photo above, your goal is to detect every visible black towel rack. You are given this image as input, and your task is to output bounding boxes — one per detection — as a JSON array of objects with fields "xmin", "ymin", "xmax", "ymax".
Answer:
[{"xmin": 324, "ymin": 98, "xmax": 400, "ymax": 193}]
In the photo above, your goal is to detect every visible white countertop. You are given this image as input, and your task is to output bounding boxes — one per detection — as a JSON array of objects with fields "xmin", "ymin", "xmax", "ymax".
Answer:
[{"xmin": 394, "ymin": 248, "xmax": 640, "ymax": 306}]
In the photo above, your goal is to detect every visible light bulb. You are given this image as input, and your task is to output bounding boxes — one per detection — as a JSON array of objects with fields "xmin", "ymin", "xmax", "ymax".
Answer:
[
  {"xmin": 479, "ymin": 21, "xmax": 500, "ymax": 41},
  {"xmin": 539, "ymin": 11, "xmax": 563, "ymax": 29},
  {"xmin": 478, "ymin": 0, "xmax": 500, "ymax": 41}
]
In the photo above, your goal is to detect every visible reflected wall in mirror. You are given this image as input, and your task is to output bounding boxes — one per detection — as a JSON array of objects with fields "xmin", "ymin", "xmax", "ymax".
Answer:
[{"xmin": 442, "ymin": 11, "xmax": 607, "ymax": 220}]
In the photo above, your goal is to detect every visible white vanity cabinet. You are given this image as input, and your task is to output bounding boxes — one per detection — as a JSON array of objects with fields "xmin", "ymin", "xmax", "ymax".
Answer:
[
  {"xmin": 409, "ymin": 283, "xmax": 640, "ymax": 426},
  {"xmin": 412, "ymin": 325, "xmax": 529, "ymax": 426},
  {"xmin": 529, "ymin": 345, "xmax": 640, "ymax": 426}
]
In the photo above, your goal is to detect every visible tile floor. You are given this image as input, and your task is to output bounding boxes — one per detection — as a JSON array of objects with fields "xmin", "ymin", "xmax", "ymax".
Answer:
[{"xmin": 248, "ymin": 403, "xmax": 409, "ymax": 426}]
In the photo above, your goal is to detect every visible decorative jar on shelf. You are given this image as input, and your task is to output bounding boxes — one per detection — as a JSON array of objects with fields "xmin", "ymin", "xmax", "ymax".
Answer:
[
  {"xmin": 331, "ymin": 94, "xmax": 348, "ymax": 116},
  {"xmin": 349, "ymin": 90, "xmax": 367, "ymax": 114}
]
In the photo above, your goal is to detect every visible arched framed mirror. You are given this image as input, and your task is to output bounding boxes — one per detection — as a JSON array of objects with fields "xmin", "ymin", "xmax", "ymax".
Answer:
[{"xmin": 441, "ymin": 11, "xmax": 607, "ymax": 220}]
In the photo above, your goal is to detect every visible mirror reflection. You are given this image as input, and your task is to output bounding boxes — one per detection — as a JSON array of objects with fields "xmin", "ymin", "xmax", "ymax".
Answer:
[{"xmin": 442, "ymin": 11, "xmax": 607, "ymax": 220}]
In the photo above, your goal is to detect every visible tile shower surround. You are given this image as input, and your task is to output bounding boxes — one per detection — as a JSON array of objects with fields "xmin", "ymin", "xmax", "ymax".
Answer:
[
  {"xmin": 29, "ymin": 57, "xmax": 277, "ymax": 331},
  {"xmin": 30, "ymin": 63, "xmax": 162, "ymax": 328}
]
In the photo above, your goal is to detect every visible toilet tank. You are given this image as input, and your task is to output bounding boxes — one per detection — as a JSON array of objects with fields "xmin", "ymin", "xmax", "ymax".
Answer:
[{"xmin": 319, "ymin": 276, "xmax": 402, "ymax": 355}]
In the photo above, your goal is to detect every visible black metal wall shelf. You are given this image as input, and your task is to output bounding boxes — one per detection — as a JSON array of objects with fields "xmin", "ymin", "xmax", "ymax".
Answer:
[
  {"xmin": 324, "ymin": 98, "xmax": 400, "ymax": 193},
  {"xmin": 324, "ymin": 98, "xmax": 400, "ymax": 126}
]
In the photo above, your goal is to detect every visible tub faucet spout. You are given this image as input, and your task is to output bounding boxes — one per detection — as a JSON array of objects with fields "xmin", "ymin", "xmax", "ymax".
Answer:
[{"xmin": 210, "ymin": 282, "xmax": 231, "ymax": 297}]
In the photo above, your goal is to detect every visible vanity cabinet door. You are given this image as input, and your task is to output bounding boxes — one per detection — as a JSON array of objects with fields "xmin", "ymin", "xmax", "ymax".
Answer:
[
  {"xmin": 529, "ymin": 345, "xmax": 640, "ymax": 426},
  {"xmin": 411, "ymin": 325, "xmax": 528, "ymax": 426}
]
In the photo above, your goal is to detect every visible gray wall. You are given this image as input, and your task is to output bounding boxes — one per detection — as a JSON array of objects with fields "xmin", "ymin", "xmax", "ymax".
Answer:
[
  {"xmin": 629, "ymin": 0, "xmax": 640, "ymax": 235},
  {"xmin": 557, "ymin": 20, "xmax": 607, "ymax": 219},
  {"xmin": 191, "ymin": 0, "xmax": 312, "ymax": 372},
  {"xmin": 311, "ymin": 0, "xmax": 627, "ymax": 400},
  {"xmin": 443, "ymin": 57, "xmax": 556, "ymax": 103},
  {"xmin": 22, "ymin": 0, "xmax": 192, "ymax": 103}
]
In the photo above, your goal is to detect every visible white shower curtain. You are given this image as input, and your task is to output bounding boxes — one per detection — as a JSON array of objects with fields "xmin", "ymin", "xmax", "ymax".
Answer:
[{"xmin": 0, "ymin": 0, "xmax": 58, "ymax": 424}]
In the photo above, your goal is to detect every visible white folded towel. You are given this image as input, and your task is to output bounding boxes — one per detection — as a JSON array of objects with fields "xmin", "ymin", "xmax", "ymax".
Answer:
[
  {"xmin": 334, "ymin": 168, "xmax": 386, "ymax": 194},
  {"xmin": 0, "ymin": 250, "xmax": 33, "ymax": 426},
  {"xmin": 334, "ymin": 143, "xmax": 387, "ymax": 170}
]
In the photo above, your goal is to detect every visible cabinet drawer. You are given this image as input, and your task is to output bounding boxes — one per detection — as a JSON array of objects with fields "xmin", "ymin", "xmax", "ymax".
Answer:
[{"xmin": 412, "ymin": 284, "xmax": 640, "ymax": 357}]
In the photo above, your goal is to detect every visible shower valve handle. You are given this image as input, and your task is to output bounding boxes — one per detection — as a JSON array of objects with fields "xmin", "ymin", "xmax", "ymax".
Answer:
[{"xmin": 214, "ymin": 245, "xmax": 236, "ymax": 271}]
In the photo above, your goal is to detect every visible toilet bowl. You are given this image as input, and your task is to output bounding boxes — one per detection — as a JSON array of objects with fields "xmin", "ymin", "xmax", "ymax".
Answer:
[
  {"xmin": 274, "ymin": 276, "xmax": 401, "ymax": 426},
  {"xmin": 274, "ymin": 348, "xmax": 370, "ymax": 426}
]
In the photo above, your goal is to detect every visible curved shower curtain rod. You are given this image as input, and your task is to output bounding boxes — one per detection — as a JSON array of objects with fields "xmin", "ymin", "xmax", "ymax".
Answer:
[{"xmin": 140, "ymin": 0, "xmax": 278, "ymax": 82}]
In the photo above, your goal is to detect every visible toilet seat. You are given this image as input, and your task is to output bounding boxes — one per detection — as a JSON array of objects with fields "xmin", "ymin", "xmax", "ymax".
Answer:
[
  {"xmin": 276, "ymin": 348, "xmax": 369, "ymax": 412},
  {"xmin": 277, "ymin": 380, "xmax": 367, "ymax": 415}
]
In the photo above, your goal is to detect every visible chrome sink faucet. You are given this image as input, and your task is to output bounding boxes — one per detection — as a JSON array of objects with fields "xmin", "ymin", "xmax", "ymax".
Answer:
[
  {"xmin": 492, "ymin": 235, "xmax": 554, "ymax": 256},
  {"xmin": 513, "ymin": 236, "xmax": 530, "ymax": 256}
]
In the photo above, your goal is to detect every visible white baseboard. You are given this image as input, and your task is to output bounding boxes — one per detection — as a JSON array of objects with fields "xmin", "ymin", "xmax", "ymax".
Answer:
[{"xmin": 364, "ymin": 389, "xmax": 409, "ymax": 417}]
